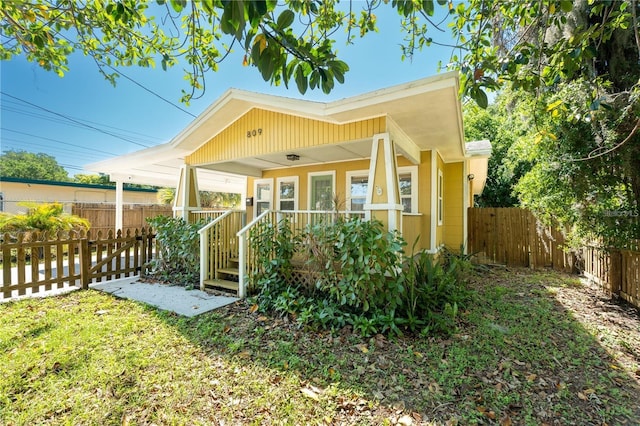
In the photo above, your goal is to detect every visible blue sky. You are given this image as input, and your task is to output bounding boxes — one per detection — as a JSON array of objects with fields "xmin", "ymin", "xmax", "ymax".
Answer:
[{"xmin": 1, "ymin": 4, "xmax": 456, "ymax": 177}]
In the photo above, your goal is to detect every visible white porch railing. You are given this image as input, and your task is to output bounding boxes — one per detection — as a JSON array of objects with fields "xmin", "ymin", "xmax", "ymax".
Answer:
[
  {"xmin": 236, "ymin": 210, "xmax": 365, "ymax": 298},
  {"xmin": 198, "ymin": 210, "xmax": 245, "ymax": 291},
  {"xmin": 190, "ymin": 209, "xmax": 228, "ymax": 223}
]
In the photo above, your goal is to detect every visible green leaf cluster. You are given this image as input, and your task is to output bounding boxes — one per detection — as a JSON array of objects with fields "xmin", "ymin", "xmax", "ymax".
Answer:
[
  {"xmin": 0, "ymin": 202, "xmax": 89, "ymax": 234},
  {"xmin": 2, "ymin": 0, "xmax": 638, "ymax": 108},
  {"xmin": 0, "ymin": 150, "xmax": 69, "ymax": 181},
  {"xmin": 145, "ymin": 215, "xmax": 204, "ymax": 287},
  {"xmin": 512, "ymin": 81, "xmax": 640, "ymax": 248},
  {"xmin": 248, "ymin": 216, "xmax": 472, "ymax": 337}
]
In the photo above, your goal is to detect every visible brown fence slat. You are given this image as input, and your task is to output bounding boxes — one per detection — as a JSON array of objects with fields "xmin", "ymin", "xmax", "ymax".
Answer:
[
  {"xmin": 469, "ymin": 207, "xmax": 639, "ymax": 310},
  {"xmin": 72, "ymin": 203, "xmax": 172, "ymax": 234},
  {"xmin": 1, "ymin": 227, "xmax": 155, "ymax": 300}
]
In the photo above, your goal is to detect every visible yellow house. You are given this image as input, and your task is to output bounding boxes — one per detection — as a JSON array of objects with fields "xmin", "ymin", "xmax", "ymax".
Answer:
[{"xmin": 88, "ymin": 71, "xmax": 491, "ymax": 297}]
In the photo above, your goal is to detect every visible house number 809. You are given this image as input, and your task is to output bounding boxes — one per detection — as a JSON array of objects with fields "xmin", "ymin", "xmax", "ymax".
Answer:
[{"xmin": 247, "ymin": 128, "xmax": 263, "ymax": 138}]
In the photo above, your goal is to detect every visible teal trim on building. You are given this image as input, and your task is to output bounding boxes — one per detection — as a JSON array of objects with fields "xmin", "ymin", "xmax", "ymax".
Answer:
[{"xmin": 0, "ymin": 176, "xmax": 158, "ymax": 193}]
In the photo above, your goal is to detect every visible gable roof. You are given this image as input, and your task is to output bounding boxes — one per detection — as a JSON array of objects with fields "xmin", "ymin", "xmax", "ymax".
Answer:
[{"xmin": 86, "ymin": 71, "xmax": 466, "ymax": 188}]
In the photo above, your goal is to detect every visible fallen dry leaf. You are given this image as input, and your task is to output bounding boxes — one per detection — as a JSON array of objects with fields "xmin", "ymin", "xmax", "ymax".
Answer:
[
  {"xmin": 301, "ymin": 387, "xmax": 319, "ymax": 401},
  {"xmin": 357, "ymin": 344, "xmax": 369, "ymax": 353},
  {"xmin": 397, "ymin": 414, "xmax": 413, "ymax": 425}
]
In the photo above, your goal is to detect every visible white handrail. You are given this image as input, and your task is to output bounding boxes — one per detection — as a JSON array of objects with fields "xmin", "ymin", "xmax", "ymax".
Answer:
[
  {"xmin": 237, "ymin": 210, "xmax": 272, "ymax": 298},
  {"xmin": 197, "ymin": 210, "xmax": 234, "ymax": 235},
  {"xmin": 236, "ymin": 209, "xmax": 272, "ymax": 237},
  {"xmin": 199, "ymin": 210, "xmax": 235, "ymax": 291}
]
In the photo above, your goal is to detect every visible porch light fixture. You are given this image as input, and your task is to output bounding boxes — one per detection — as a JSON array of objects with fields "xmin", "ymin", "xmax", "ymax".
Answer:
[{"xmin": 286, "ymin": 154, "xmax": 300, "ymax": 161}]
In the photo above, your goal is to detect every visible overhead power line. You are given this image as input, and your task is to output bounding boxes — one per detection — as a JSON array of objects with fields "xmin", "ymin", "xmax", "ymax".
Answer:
[
  {"xmin": 54, "ymin": 31, "xmax": 197, "ymax": 119},
  {"xmin": 0, "ymin": 92, "xmax": 153, "ymax": 148},
  {"xmin": 103, "ymin": 64, "xmax": 197, "ymax": 118},
  {"xmin": 1, "ymin": 128, "xmax": 120, "ymax": 157},
  {"xmin": 1, "ymin": 102, "xmax": 163, "ymax": 145}
]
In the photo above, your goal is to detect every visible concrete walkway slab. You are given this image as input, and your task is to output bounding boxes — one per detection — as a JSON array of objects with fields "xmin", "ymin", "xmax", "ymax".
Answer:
[{"xmin": 91, "ymin": 276, "xmax": 238, "ymax": 317}]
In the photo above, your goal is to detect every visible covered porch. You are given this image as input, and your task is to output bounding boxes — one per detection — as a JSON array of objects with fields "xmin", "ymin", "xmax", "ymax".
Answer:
[{"xmin": 86, "ymin": 72, "xmax": 489, "ymax": 298}]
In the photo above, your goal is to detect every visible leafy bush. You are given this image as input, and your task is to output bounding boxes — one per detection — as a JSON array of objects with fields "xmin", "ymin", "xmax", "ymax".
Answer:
[
  {"xmin": 402, "ymin": 245, "xmax": 472, "ymax": 335},
  {"xmin": 0, "ymin": 202, "xmax": 89, "ymax": 234},
  {"xmin": 145, "ymin": 215, "xmax": 204, "ymax": 287},
  {"xmin": 249, "ymin": 215, "xmax": 473, "ymax": 337}
]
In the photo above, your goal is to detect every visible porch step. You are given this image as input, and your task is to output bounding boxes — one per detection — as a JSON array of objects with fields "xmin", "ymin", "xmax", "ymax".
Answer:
[
  {"xmin": 218, "ymin": 267, "xmax": 239, "ymax": 276},
  {"xmin": 203, "ymin": 279, "xmax": 239, "ymax": 292}
]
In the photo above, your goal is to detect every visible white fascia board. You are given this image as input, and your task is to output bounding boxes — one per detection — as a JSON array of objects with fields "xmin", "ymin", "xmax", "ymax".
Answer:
[
  {"xmin": 325, "ymin": 71, "xmax": 459, "ymax": 117},
  {"xmin": 85, "ymin": 144, "xmax": 188, "ymax": 173},
  {"xmin": 387, "ymin": 116, "xmax": 420, "ymax": 165}
]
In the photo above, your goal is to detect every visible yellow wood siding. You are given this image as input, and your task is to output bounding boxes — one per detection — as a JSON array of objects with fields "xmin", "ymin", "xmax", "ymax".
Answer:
[
  {"xmin": 416, "ymin": 151, "xmax": 432, "ymax": 250},
  {"xmin": 186, "ymin": 109, "xmax": 386, "ymax": 165},
  {"xmin": 402, "ymin": 215, "xmax": 422, "ymax": 251},
  {"xmin": 246, "ymin": 153, "xmax": 436, "ymax": 251},
  {"xmin": 435, "ymin": 152, "xmax": 445, "ymax": 247},
  {"xmin": 443, "ymin": 161, "xmax": 464, "ymax": 250}
]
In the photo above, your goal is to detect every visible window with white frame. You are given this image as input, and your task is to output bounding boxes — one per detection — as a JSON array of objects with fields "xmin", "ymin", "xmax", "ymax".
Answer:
[
  {"xmin": 437, "ymin": 169, "xmax": 443, "ymax": 225},
  {"xmin": 346, "ymin": 170, "xmax": 368, "ymax": 212},
  {"xmin": 345, "ymin": 166, "xmax": 418, "ymax": 214},
  {"xmin": 398, "ymin": 166, "xmax": 418, "ymax": 214},
  {"xmin": 276, "ymin": 177, "xmax": 298, "ymax": 211},
  {"xmin": 308, "ymin": 171, "xmax": 335, "ymax": 210},
  {"xmin": 254, "ymin": 178, "xmax": 273, "ymax": 216}
]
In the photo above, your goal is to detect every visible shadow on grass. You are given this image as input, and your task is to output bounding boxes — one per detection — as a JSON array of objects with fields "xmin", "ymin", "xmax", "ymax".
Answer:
[
  {"xmin": 1, "ymin": 268, "xmax": 639, "ymax": 425},
  {"xmin": 152, "ymin": 267, "xmax": 640, "ymax": 425}
]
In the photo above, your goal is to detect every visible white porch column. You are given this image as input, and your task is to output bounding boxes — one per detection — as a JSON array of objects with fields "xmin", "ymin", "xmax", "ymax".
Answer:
[
  {"xmin": 115, "ymin": 180, "xmax": 124, "ymax": 232},
  {"xmin": 364, "ymin": 133, "xmax": 404, "ymax": 232},
  {"xmin": 173, "ymin": 165, "xmax": 201, "ymax": 222}
]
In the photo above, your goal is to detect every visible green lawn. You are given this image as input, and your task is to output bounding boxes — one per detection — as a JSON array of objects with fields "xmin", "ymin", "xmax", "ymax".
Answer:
[{"xmin": 1, "ymin": 268, "xmax": 639, "ymax": 425}]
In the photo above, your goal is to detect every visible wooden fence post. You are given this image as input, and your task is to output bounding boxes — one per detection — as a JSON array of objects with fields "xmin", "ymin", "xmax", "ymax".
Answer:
[
  {"xmin": 79, "ymin": 235, "xmax": 90, "ymax": 289},
  {"xmin": 609, "ymin": 248, "xmax": 622, "ymax": 296}
]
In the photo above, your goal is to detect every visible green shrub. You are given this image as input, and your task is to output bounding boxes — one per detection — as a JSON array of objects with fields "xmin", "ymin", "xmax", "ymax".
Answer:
[
  {"xmin": 249, "ymin": 216, "xmax": 472, "ymax": 337},
  {"xmin": 402, "ymin": 244, "xmax": 472, "ymax": 335},
  {"xmin": 145, "ymin": 215, "xmax": 204, "ymax": 287},
  {"xmin": 305, "ymin": 217, "xmax": 405, "ymax": 312},
  {"xmin": 0, "ymin": 202, "xmax": 89, "ymax": 234}
]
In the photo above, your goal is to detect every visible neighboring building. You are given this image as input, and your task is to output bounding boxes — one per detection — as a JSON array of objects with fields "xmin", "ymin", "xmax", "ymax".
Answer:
[{"xmin": 0, "ymin": 177, "xmax": 160, "ymax": 214}]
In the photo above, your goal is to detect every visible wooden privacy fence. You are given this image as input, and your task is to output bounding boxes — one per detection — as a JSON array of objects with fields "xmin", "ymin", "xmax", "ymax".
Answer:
[
  {"xmin": 1, "ymin": 228, "xmax": 156, "ymax": 300},
  {"xmin": 72, "ymin": 203, "xmax": 172, "ymax": 234},
  {"xmin": 469, "ymin": 207, "xmax": 640, "ymax": 310},
  {"xmin": 583, "ymin": 244, "xmax": 640, "ymax": 308},
  {"xmin": 468, "ymin": 208, "xmax": 574, "ymax": 272}
]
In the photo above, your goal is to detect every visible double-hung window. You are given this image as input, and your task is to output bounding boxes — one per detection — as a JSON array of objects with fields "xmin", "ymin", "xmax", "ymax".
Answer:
[
  {"xmin": 276, "ymin": 177, "xmax": 298, "ymax": 211},
  {"xmin": 345, "ymin": 166, "xmax": 418, "ymax": 214},
  {"xmin": 254, "ymin": 178, "xmax": 273, "ymax": 216},
  {"xmin": 346, "ymin": 170, "xmax": 369, "ymax": 212},
  {"xmin": 437, "ymin": 169, "xmax": 443, "ymax": 225},
  {"xmin": 398, "ymin": 166, "xmax": 418, "ymax": 214}
]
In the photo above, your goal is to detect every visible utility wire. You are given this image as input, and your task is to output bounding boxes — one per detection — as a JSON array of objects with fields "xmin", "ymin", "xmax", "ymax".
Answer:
[
  {"xmin": 102, "ymin": 64, "xmax": 197, "ymax": 118},
  {"xmin": 1, "ymin": 128, "xmax": 120, "ymax": 157},
  {"xmin": 1, "ymin": 103, "xmax": 163, "ymax": 144},
  {"xmin": 0, "ymin": 92, "xmax": 153, "ymax": 148},
  {"xmin": 2, "ymin": 139, "xmax": 108, "ymax": 159},
  {"xmin": 54, "ymin": 29, "xmax": 197, "ymax": 118}
]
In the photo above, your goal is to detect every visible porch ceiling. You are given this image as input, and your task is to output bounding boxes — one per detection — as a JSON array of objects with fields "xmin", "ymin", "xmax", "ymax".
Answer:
[
  {"xmin": 198, "ymin": 139, "xmax": 373, "ymax": 177},
  {"xmin": 86, "ymin": 145, "xmax": 246, "ymax": 193}
]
